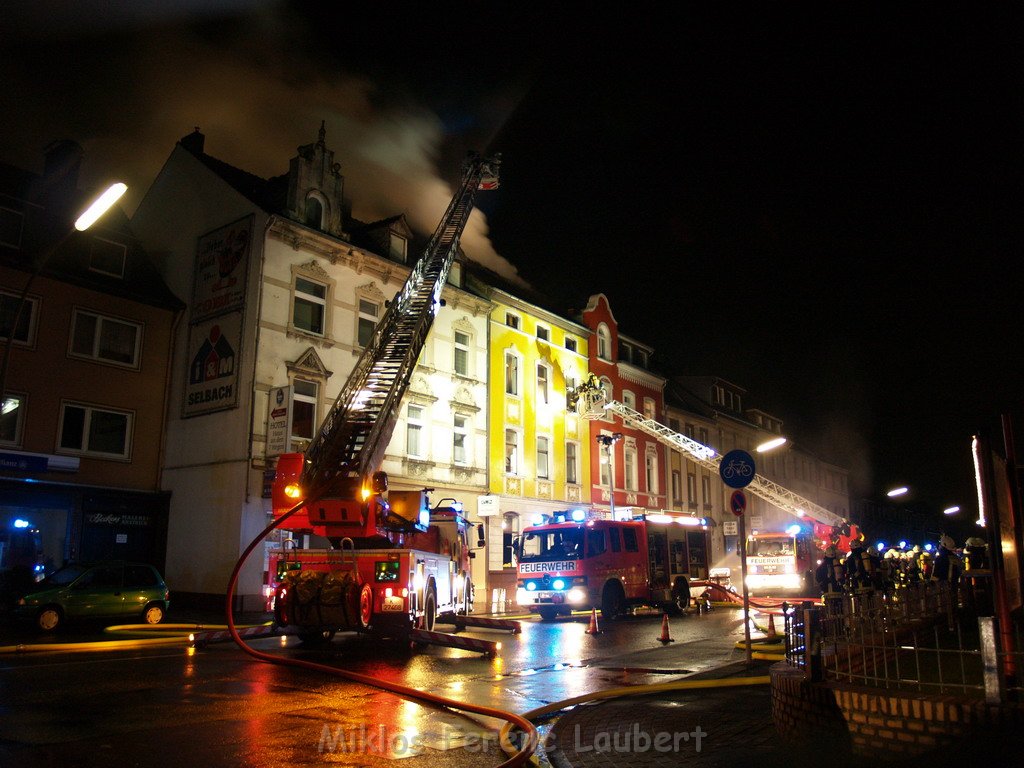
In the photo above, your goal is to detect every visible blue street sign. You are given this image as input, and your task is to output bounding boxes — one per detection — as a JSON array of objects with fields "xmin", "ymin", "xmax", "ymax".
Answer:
[{"xmin": 720, "ymin": 449, "xmax": 755, "ymax": 489}]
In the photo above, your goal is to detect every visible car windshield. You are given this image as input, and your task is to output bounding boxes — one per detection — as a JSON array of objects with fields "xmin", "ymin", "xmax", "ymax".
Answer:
[
  {"xmin": 519, "ymin": 528, "xmax": 584, "ymax": 562},
  {"xmin": 41, "ymin": 564, "xmax": 90, "ymax": 586},
  {"xmin": 752, "ymin": 538, "xmax": 795, "ymax": 557}
]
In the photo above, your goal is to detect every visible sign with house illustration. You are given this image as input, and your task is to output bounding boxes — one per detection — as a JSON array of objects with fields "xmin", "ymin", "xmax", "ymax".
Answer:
[{"xmin": 183, "ymin": 311, "xmax": 242, "ymax": 417}]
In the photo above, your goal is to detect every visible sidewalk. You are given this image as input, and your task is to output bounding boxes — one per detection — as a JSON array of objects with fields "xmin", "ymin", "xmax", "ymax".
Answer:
[{"xmin": 544, "ymin": 657, "xmax": 818, "ymax": 768}]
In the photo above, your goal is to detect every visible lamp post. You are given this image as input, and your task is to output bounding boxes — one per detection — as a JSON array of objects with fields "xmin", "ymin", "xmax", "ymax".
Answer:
[
  {"xmin": 0, "ymin": 182, "xmax": 127, "ymax": 413},
  {"xmin": 756, "ymin": 436, "xmax": 787, "ymax": 453},
  {"xmin": 596, "ymin": 432, "xmax": 623, "ymax": 519}
]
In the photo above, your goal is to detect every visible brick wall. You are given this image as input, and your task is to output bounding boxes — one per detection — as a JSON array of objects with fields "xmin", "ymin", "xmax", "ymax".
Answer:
[{"xmin": 771, "ymin": 662, "xmax": 1024, "ymax": 759}]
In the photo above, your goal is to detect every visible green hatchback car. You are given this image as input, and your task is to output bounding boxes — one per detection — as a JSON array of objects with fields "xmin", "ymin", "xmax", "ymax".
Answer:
[{"xmin": 16, "ymin": 561, "xmax": 170, "ymax": 631}]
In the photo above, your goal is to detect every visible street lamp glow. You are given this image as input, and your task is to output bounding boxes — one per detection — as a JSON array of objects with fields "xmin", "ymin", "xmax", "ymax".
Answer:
[
  {"xmin": 943, "ymin": 506, "xmax": 961, "ymax": 515},
  {"xmin": 74, "ymin": 182, "xmax": 127, "ymax": 231},
  {"xmin": 886, "ymin": 486, "xmax": 909, "ymax": 498},
  {"xmin": 756, "ymin": 437, "xmax": 787, "ymax": 453}
]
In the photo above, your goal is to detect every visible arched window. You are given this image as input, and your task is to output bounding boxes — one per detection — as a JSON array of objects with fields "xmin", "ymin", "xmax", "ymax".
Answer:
[
  {"xmin": 597, "ymin": 323, "xmax": 611, "ymax": 360},
  {"xmin": 304, "ymin": 196, "xmax": 324, "ymax": 228}
]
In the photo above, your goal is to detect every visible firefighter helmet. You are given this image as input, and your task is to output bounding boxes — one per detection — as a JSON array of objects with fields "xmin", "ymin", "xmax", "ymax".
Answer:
[
  {"xmin": 824, "ymin": 545, "xmax": 837, "ymax": 558},
  {"xmin": 940, "ymin": 535, "xmax": 956, "ymax": 550}
]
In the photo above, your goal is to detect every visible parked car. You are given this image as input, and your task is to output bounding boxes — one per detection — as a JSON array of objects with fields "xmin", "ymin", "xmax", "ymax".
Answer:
[{"xmin": 15, "ymin": 561, "xmax": 170, "ymax": 631}]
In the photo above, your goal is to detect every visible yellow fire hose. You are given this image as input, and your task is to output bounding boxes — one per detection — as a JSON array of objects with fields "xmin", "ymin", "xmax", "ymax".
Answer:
[{"xmin": 0, "ymin": 622, "xmax": 271, "ymax": 654}]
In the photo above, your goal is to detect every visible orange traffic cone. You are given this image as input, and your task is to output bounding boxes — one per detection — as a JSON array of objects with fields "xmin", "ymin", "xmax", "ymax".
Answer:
[
  {"xmin": 766, "ymin": 613, "xmax": 778, "ymax": 640},
  {"xmin": 657, "ymin": 613, "xmax": 675, "ymax": 644},
  {"xmin": 585, "ymin": 608, "xmax": 602, "ymax": 635}
]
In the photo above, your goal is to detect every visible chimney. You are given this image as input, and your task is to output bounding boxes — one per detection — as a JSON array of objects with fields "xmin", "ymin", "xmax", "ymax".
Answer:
[{"xmin": 179, "ymin": 127, "xmax": 205, "ymax": 155}]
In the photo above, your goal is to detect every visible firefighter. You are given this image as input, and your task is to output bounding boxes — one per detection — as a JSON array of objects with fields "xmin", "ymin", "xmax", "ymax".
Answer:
[
  {"xmin": 844, "ymin": 533, "xmax": 873, "ymax": 592},
  {"xmin": 964, "ymin": 537, "xmax": 988, "ymax": 571},
  {"xmin": 815, "ymin": 545, "xmax": 843, "ymax": 595},
  {"xmin": 904, "ymin": 546, "xmax": 922, "ymax": 585}
]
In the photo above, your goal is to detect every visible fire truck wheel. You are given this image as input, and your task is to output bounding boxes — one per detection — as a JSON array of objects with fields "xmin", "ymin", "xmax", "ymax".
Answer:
[
  {"xmin": 422, "ymin": 588, "xmax": 437, "ymax": 632},
  {"xmin": 601, "ymin": 581, "xmax": 626, "ymax": 621}
]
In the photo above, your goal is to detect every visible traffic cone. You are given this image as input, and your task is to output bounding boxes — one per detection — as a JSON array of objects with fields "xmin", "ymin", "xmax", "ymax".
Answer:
[
  {"xmin": 657, "ymin": 613, "xmax": 675, "ymax": 644},
  {"xmin": 585, "ymin": 608, "xmax": 602, "ymax": 635},
  {"xmin": 766, "ymin": 613, "xmax": 778, "ymax": 640}
]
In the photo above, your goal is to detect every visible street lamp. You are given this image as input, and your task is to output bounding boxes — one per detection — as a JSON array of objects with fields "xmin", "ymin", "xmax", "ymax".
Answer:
[
  {"xmin": 596, "ymin": 432, "xmax": 623, "ymax": 519},
  {"xmin": 756, "ymin": 436, "xmax": 787, "ymax": 453},
  {"xmin": 1, "ymin": 181, "xmax": 127, "ymax": 408},
  {"xmin": 943, "ymin": 505, "xmax": 961, "ymax": 516},
  {"xmin": 886, "ymin": 486, "xmax": 909, "ymax": 498}
]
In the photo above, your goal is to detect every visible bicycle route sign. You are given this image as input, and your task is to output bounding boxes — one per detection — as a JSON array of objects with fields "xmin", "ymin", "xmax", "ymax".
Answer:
[{"xmin": 720, "ymin": 449, "xmax": 755, "ymax": 489}]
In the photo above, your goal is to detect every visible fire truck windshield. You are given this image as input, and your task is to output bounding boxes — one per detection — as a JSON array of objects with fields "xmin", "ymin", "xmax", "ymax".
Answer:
[
  {"xmin": 751, "ymin": 537, "xmax": 795, "ymax": 557},
  {"xmin": 519, "ymin": 528, "xmax": 583, "ymax": 562}
]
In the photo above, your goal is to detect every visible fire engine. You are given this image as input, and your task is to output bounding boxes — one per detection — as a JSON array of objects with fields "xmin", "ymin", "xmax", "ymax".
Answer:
[
  {"xmin": 268, "ymin": 153, "xmax": 500, "ymax": 644},
  {"xmin": 744, "ymin": 526, "xmax": 818, "ymax": 595},
  {"xmin": 568, "ymin": 378, "xmax": 860, "ymax": 594},
  {"xmin": 515, "ymin": 509, "xmax": 700, "ymax": 620}
]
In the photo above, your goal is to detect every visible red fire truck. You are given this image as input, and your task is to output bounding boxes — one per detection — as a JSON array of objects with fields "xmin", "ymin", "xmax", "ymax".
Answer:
[
  {"xmin": 745, "ymin": 524, "xmax": 861, "ymax": 596},
  {"xmin": 515, "ymin": 510, "xmax": 699, "ymax": 621},
  {"xmin": 267, "ymin": 153, "xmax": 500, "ymax": 645}
]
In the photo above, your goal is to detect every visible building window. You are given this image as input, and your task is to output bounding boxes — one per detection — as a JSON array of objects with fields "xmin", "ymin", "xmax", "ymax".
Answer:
[
  {"xmin": 505, "ymin": 312, "xmax": 520, "ymax": 330},
  {"xmin": 669, "ymin": 417, "xmax": 680, "ymax": 432},
  {"xmin": 646, "ymin": 449, "xmax": 658, "ymax": 494},
  {"xmin": 453, "ymin": 414, "xmax": 468, "ymax": 465},
  {"xmin": 389, "ymin": 232, "xmax": 407, "ymax": 263},
  {"xmin": 536, "ymin": 363, "xmax": 549, "ymax": 405},
  {"xmin": 1, "ymin": 393, "xmax": 25, "ymax": 445},
  {"xmin": 536, "ymin": 436, "xmax": 550, "ymax": 479},
  {"xmin": 622, "ymin": 390, "xmax": 635, "ymax": 410},
  {"xmin": 406, "ymin": 404, "xmax": 425, "ymax": 458},
  {"xmin": 672, "ymin": 470, "xmax": 682, "ymax": 504},
  {"xmin": 290, "ymin": 379, "xmax": 318, "ymax": 443},
  {"xmin": 597, "ymin": 323, "xmax": 611, "ymax": 360},
  {"xmin": 504, "ymin": 352, "xmax": 519, "ymax": 396},
  {"xmin": 502, "ymin": 512, "xmax": 520, "ymax": 568},
  {"xmin": 293, "ymin": 276, "xmax": 327, "ymax": 335},
  {"xmin": 619, "ymin": 342, "xmax": 632, "ymax": 363},
  {"xmin": 701, "ymin": 475, "xmax": 712, "ymax": 509},
  {"xmin": 504, "ymin": 428, "xmax": 519, "ymax": 474},
  {"xmin": 58, "ymin": 402, "xmax": 132, "ymax": 459},
  {"xmin": 565, "ymin": 337, "xmax": 577, "ymax": 353},
  {"xmin": 637, "ymin": 350, "xmax": 648, "ymax": 367},
  {"xmin": 643, "ymin": 397, "xmax": 656, "ymax": 420},
  {"xmin": 687, "ymin": 473, "xmax": 697, "ymax": 507},
  {"xmin": 599, "ymin": 445, "xmax": 612, "ymax": 489},
  {"xmin": 88, "ymin": 237, "xmax": 126, "ymax": 278},
  {"xmin": 624, "ymin": 448, "xmax": 637, "ymax": 492},
  {"xmin": 304, "ymin": 196, "xmax": 323, "ymax": 228},
  {"xmin": 447, "ymin": 261, "xmax": 462, "ymax": 287},
  {"xmin": 536, "ymin": 325, "xmax": 549, "ymax": 342},
  {"xmin": 0, "ymin": 290, "xmax": 37, "ymax": 345},
  {"xmin": 0, "ymin": 207, "xmax": 24, "ymax": 249},
  {"xmin": 454, "ymin": 331, "xmax": 470, "ymax": 376},
  {"xmin": 357, "ymin": 297, "xmax": 380, "ymax": 347},
  {"xmin": 699, "ymin": 427, "xmax": 709, "ymax": 446},
  {"xmin": 70, "ymin": 310, "xmax": 141, "ymax": 368},
  {"xmin": 566, "ymin": 441, "xmax": 579, "ymax": 485}
]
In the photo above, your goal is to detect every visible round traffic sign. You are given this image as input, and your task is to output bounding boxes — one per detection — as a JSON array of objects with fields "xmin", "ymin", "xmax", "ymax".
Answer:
[
  {"xmin": 720, "ymin": 449, "xmax": 756, "ymax": 489},
  {"xmin": 730, "ymin": 490, "xmax": 747, "ymax": 516}
]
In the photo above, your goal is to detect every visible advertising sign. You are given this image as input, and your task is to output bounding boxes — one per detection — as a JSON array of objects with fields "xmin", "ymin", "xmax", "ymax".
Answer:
[
  {"xmin": 184, "ymin": 312, "xmax": 242, "ymax": 417},
  {"xmin": 192, "ymin": 216, "xmax": 253, "ymax": 323},
  {"xmin": 266, "ymin": 386, "xmax": 291, "ymax": 457}
]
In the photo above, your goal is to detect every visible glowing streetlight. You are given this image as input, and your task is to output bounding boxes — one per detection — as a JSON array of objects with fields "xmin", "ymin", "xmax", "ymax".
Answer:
[
  {"xmin": 1, "ymin": 182, "xmax": 127, "ymax": 403},
  {"xmin": 756, "ymin": 436, "xmax": 787, "ymax": 453},
  {"xmin": 943, "ymin": 505, "xmax": 961, "ymax": 515},
  {"xmin": 886, "ymin": 486, "xmax": 909, "ymax": 498}
]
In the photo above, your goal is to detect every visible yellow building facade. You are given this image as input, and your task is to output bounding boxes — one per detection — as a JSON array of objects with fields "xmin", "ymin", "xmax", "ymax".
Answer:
[{"xmin": 480, "ymin": 288, "xmax": 592, "ymax": 608}]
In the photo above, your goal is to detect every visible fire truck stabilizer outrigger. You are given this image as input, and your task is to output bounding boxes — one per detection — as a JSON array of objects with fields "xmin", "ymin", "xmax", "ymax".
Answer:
[
  {"xmin": 551, "ymin": 377, "xmax": 860, "ymax": 600},
  {"xmin": 268, "ymin": 153, "xmax": 500, "ymax": 647}
]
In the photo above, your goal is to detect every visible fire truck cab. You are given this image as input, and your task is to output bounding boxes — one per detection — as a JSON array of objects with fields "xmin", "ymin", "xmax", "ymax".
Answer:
[
  {"xmin": 744, "ymin": 528, "xmax": 817, "ymax": 595},
  {"xmin": 515, "ymin": 511, "xmax": 698, "ymax": 621}
]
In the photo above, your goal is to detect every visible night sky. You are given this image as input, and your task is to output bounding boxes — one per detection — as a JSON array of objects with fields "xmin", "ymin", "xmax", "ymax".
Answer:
[{"xmin": 3, "ymin": 3, "xmax": 1021, "ymax": 525}]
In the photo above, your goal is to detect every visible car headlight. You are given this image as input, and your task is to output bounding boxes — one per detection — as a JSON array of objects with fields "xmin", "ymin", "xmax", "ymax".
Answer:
[{"xmin": 567, "ymin": 588, "xmax": 586, "ymax": 603}]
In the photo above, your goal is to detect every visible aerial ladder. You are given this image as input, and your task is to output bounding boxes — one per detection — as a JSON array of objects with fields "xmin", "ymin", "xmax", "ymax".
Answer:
[
  {"xmin": 569, "ymin": 376, "xmax": 857, "ymax": 549},
  {"xmin": 272, "ymin": 152, "xmax": 501, "ymax": 543}
]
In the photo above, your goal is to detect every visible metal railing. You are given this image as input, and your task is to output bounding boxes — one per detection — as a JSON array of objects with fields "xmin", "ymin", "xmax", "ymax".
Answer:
[{"xmin": 783, "ymin": 581, "xmax": 1022, "ymax": 703}]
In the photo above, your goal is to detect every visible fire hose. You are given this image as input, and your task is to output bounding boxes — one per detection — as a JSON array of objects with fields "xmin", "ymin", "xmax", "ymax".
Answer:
[{"xmin": 226, "ymin": 493, "xmax": 539, "ymax": 768}]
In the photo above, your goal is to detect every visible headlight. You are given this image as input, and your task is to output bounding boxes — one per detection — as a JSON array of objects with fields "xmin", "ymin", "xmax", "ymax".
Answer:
[
  {"xmin": 515, "ymin": 588, "xmax": 530, "ymax": 605},
  {"xmin": 567, "ymin": 588, "xmax": 586, "ymax": 603}
]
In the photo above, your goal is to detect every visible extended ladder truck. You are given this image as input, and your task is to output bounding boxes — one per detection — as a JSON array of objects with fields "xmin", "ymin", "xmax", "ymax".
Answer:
[
  {"xmin": 269, "ymin": 153, "xmax": 500, "ymax": 649},
  {"xmin": 568, "ymin": 377, "xmax": 860, "ymax": 595}
]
